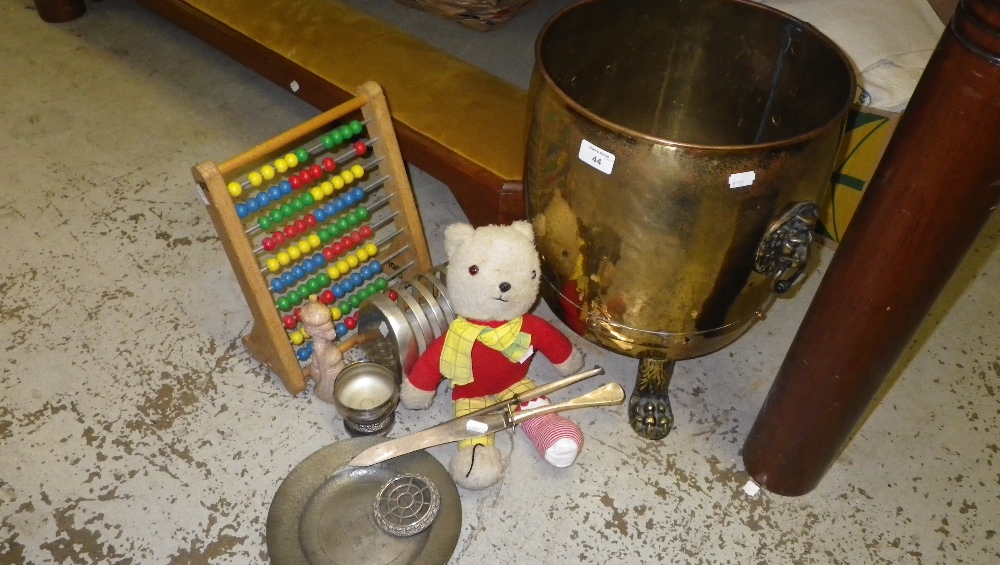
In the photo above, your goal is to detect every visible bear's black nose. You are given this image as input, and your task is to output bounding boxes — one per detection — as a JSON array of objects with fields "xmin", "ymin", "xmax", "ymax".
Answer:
[{"xmin": 499, "ymin": 282, "xmax": 511, "ymax": 293}]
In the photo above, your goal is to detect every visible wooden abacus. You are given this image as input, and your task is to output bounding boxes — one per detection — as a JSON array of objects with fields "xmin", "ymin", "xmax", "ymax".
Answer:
[{"xmin": 194, "ymin": 82, "xmax": 433, "ymax": 395}]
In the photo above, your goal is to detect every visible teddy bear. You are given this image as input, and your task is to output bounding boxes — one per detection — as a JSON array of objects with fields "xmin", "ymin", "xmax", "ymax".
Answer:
[{"xmin": 401, "ymin": 220, "xmax": 585, "ymax": 490}]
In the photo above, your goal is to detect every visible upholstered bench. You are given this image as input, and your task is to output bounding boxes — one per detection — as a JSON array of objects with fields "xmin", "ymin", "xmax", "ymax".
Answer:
[{"xmin": 136, "ymin": 0, "xmax": 531, "ymax": 226}]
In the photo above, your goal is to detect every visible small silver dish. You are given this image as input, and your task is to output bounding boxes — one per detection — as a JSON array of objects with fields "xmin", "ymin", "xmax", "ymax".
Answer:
[
  {"xmin": 373, "ymin": 473, "xmax": 441, "ymax": 537},
  {"xmin": 333, "ymin": 362, "xmax": 400, "ymax": 436}
]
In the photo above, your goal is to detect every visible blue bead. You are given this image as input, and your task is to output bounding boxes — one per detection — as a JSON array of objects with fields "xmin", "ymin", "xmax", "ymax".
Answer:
[
  {"xmin": 235, "ymin": 203, "xmax": 249, "ymax": 218},
  {"xmin": 313, "ymin": 208, "xmax": 327, "ymax": 222},
  {"xmin": 303, "ymin": 259, "xmax": 317, "ymax": 274},
  {"xmin": 325, "ymin": 202, "xmax": 337, "ymax": 215},
  {"xmin": 352, "ymin": 187, "xmax": 365, "ymax": 200},
  {"xmin": 333, "ymin": 285, "xmax": 346, "ymax": 299},
  {"xmin": 360, "ymin": 265, "xmax": 373, "ymax": 279},
  {"xmin": 279, "ymin": 181, "xmax": 293, "ymax": 195},
  {"xmin": 371, "ymin": 260, "xmax": 382, "ymax": 274},
  {"xmin": 268, "ymin": 186, "xmax": 282, "ymax": 200},
  {"xmin": 291, "ymin": 265, "xmax": 305, "ymax": 280},
  {"xmin": 255, "ymin": 193, "xmax": 271, "ymax": 207},
  {"xmin": 342, "ymin": 279, "xmax": 355, "ymax": 292},
  {"xmin": 296, "ymin": 348, "xmax": 312, "ymax": 361},
  {"xmin": 350, "ymin": 273, "xmax": 364, "ymax": 286},
  {"xmin": 335, "ymin": 323, "xmax": 348, "ymax": 336},
  {"xmin": 245, "ymin": 198, "xmax": 260, "ymax": 213},
  {"xmin": 333, "ymin": 198, "xmax": 346, "ymax": 212},
  {"xmin": 270, "ymin": 278, "xmax": 285, "ymax": 293},
  {"xmin": 282, "ymin": 272, "xmax": 295, "ymax": 286}
]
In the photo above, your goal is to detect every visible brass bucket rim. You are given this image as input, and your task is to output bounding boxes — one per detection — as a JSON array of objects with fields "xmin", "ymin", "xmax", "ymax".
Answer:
[{"xmin": 533, "ymin": 0, "xmax": 858, "ymax": 153}]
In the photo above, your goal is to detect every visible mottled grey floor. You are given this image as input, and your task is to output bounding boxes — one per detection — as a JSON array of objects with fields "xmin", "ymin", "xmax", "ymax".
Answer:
[{"xmin": 2, "ymin": 1, "xmax": 999, "ymax": 564}]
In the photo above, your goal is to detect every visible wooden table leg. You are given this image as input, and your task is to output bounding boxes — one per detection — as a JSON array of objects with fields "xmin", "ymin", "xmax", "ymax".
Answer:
[
  {"xmin": 34, "ymin": 0, "xmax": 86, "ymax": 22},
  {"xmin": 742, "ymin": 0, "xmax": 1000, "ymax": 496}
]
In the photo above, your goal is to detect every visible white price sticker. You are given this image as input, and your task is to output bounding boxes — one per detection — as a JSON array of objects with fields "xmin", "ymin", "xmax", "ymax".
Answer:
[
  {"xmin": 729, "ymin": 171, "xmax": 756, "ymax": 189},
  {"xmin": 579, "ymin": 139, "xmax": 616, "ymax": 174},
  {"xmin": 466, "ymin": 419, "xmax": 489, "ymax": 434}
]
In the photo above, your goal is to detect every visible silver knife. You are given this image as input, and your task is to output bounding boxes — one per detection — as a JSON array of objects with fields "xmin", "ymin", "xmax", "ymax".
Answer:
[{"xmin": 347, "ymin": 381, "xmax": 626, "ymax": 467}]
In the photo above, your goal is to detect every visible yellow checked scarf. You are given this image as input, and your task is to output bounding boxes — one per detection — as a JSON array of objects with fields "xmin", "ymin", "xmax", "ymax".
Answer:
[{"xmin": 439, "ymin": 316, "xmax": 532, "ymax": 386}]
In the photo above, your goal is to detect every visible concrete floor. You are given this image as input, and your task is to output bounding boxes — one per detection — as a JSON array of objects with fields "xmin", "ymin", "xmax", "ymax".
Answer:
[{"xmin": 2, "ymin": 1, "xmax": 999, "ymax": 563}]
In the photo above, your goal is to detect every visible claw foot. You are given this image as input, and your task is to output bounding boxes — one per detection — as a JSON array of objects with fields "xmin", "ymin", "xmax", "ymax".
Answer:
[{"xmin": 628, "ymin": 357, "xmax": 676, "ymax": 440}]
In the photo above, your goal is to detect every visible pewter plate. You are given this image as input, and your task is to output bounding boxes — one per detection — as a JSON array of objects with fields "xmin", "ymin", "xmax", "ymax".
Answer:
[{"xmin": 267, "ymin": 436, "xmax": 461, "ymax": 565}]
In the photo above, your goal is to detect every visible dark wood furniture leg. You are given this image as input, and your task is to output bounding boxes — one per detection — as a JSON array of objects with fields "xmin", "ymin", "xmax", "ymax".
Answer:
[
  {"xmin": 742, "ymin": 0, "xmax": 1000, "ymax": 496},
  {"xmin": 34, "ymin": 0, "xmax": 85, "ymax": 22}
]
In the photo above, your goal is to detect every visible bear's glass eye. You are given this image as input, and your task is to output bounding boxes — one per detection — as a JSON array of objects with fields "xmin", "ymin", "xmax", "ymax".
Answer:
[
  {"xmin": 468, "ymin": 265, "xmax": 479, "ymax": 276},
  {"xmin": 531, "ymin": 270, "xmax": 537, "ymax": 280}
]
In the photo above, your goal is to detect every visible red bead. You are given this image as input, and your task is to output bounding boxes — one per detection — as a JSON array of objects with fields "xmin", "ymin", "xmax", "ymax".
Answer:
[
  {"xmin": 289, "ymin": 175, "xmax": 302, "ymax": 189},
  {"xmin": 322, "ymin": 247, "xmax": 336, "ymax": 261},
  {"xmin": 360, "ymin": 225, "xmax": 373, "ymax": 238},
  {"xmin": 388, "ymin": 290, "xmax": 398, "ymax": 300},
  {"xmin": 344, "ymin": 316, "xmax": 357, "ymax": 330},
  {"xmin": 354, "ymin": 141, "xmax": 367, "ymax": 156},
  {"xmin": 331, "ymin": 242, "xmax": 344, "ymax": 255},
  {"xmin": 320, "ymin": 290, "xmax": 335, "ymax": 304},
  {"xmin": 322, "ymin": 157, "xmax": 336, "ymax": 172},
  {"xmin": 341, "ymin": 236, "xmax": 353, "ymax": 248},
  {"xmin": 282, "ymin": 315, "xmax": 297, "ymax": 329},
  {"xmin": 350, "ymin": 231, "xmax": 363, "ymax": 245},
  {"xmin": 304, "ymin": 214, "xmax": 317, "ymax": 227},
  {"xmin": 294, "ymin": 308, "xmax": 302, "ymax": 321},
  {"xmin": 294, "ymin": 219, "xmax": 307, "ymax": 233},
  {"xmin": 262, "ymin": 237, "xmax": 276, "ymax": 251},
  {"xmin": 353, "ymin": 311, "xmax": 360, "ymax": 319},
  {"xmin": 310, "ymin": 164, "xmax": 323, "ymax": 178},
  {"xmin": 284, "ymin": 226, "xmax": 297, "ymax": 238},
  {"xmin": 272, "ymin": 231, "xmax": 286, "ymax": 245}
]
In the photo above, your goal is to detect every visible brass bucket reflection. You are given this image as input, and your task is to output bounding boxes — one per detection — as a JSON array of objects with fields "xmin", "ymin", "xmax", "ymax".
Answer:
[{"xmin": 525, "ymin": 0, "xmax": 855, "ymax": 439}]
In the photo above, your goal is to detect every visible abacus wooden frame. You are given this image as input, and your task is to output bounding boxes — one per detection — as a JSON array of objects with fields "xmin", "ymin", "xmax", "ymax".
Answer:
[{"xmin": 193, "ymin": 81, "xmax": 433, "ymax": 395}]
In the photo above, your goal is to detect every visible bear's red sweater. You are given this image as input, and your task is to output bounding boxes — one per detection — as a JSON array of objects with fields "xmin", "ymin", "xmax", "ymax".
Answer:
[{"xmin": 407, "ymin": 314, "xmax": 575, "ymax": 400}]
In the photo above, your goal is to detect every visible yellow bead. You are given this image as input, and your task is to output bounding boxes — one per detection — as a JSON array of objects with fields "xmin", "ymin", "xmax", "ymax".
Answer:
[
  {"xmin": 340, "ymin": 170, "xmax": 354, "ymax": 184},
  {"xmin": 261, "ymin": 165, "xmax": 276, "ymax": 180},
  {"xmin": 356, "ymin": 249, "xmax": 369, "ymax": 261},
  {"xmin": 285, "ymin": 153, "xmax": 299, "ymax": 168},
  {"xmin": 301, "ymin": 327, "xmax": 310, "ymax": 338},
  {"xmin": 321, "ymin": 181, "xmax": 334, "ymax": 196},
  {"xmin": 365, "ymin": 243, "xmax": 378, "ymax": 256},
  {"xmin": 290, "ymin": 331, "xmax": 304, "ymax": 345},
  {"xmin": 274, "ymin": 158, "xmax": 288, "ymax": 173},
  {"xmin": 351, "ymin": 164, "xmax": 365, "ymax": 179},
  {"xmin": 308, "ymin": 234, "xmax": 321, "ymax": 247},
  {"xmin": 330, "ymin": 307, "xmax": 342, "ymax": 321},
  {"xmin": 332, "ymin": 176, "xmax": 345, "ymax": 190},
  {"xmin": 337, "ymin": 260, "xmax": 350, "ymax": 275},
  {"xmin": 266, "ymin": 258, "xmax": 280, "ymax": 272},
  {"xmin": 248, "ymin": 171, "xmax": 263, "ymax": 187},
  {"xmin": 277, "ymin": 252, "xmax": 291, "ymax": 266},
  {"xmin": 289, "ymin": 247, "xmax": 301, "ymax": 260},
  {"xmin": 227, "ymin": 182, "xmax": 242, "ymax": 197},
  {"xmin": 297, "ymin": 240, "xmax": 311, "ymax": 253},
  {"xmin": 310, "ymin": 187, "xmax": 324, "ymax": 201},
  {"xmin": 346, "ymin": 255, "xmax": 360, "ymax": 268},
  {"xmin": 327, "ymin": 266, "xmax": 341, "ymax": 280}
]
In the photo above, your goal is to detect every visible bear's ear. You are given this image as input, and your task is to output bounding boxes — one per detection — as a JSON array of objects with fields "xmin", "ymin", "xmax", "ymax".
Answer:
[
  {"xmin": 510, "ymin": 220, "xmax": 535, "ymax": 244},
  {"xmin": 444, "ymin": 223, "xmax": 475, "ymax": 259}
]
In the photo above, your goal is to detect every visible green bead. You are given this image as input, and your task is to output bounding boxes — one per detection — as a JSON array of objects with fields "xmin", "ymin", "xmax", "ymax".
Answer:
[
  {"xmin": 301, "ymin": 193, "xmax": 315, "ymax": 206},
  {"xmin": 295, "ymin": 148, "xmax": 310, "ymax": 163},
  {"xmin": 328, "ymin": 222, "xmax": 342, "ymax": 236},
  {"xmin": 258, "ymin": 216, "xmax": 273, "ymax": 231},
  {"xmin": 358, "ymin": 288, "xmax": 371, "ymax": 301},
  {"xmin": 337, "ymin": 218, "xmax": 350, "ymax": 232},
  {"xmin": 349, "ymin": 295, "xmax": 362, "ymax": 308},
  {"xmin": 339, "ymin": 302, "xmax": 352, "ymax": 315},
  {"xmin": 291, "ymin": 198, "xmax": 305, "ymax": 212},
  {"xmin": 317, "ymin": 273, "xmax": 330, "ymax": 286},
  {"xmin": 346, "ymin": 211, "xmax": 359, "ymax": 226},
  {"xmin": 318, "ymin": 228, "xmax": 333, "ymax": 242},
  {"xmin": 356, "ymin": 206, "xmax": 369, "ymax": 220},
  {"xmin": 321, "ymin": 134, "xmax": 334, "ymax": 149},
  {"xmin": 269, "ymin": 209, "xmax": 283, "ymax": 223},
  {"xmin": 287, "ymin": 289, "xmax": 301, "ymax": 303},
  {"xmin": 277, "ymin": 297, "xmax": 292, "ymax": 311},
  {"xmin": 280, "ymin": 204, "xmax": 294, "ymax": 218},
  {"xmin": 306, "ymin": 279, "xmax": 320, "ymax": 293},
  {"xmin": 350, "ymin": 120, "xmax": 363, "ymax": 135},
  {"xmin": 331, "ymin": 129, "xmax": 343, "ymax": 144},
  {"xmin": 339, "ymin": 124, "xmax": 352, "ymax": 140},
  {"xmin": 374, "ymin": 278, "xmax": 387, "ymax": 291}
]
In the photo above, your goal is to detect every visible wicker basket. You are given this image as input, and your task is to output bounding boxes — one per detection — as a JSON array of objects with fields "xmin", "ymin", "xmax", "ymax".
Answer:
[{"xmin": 396, "ymin": 0, "xmax": 539, "ymax": 31}]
